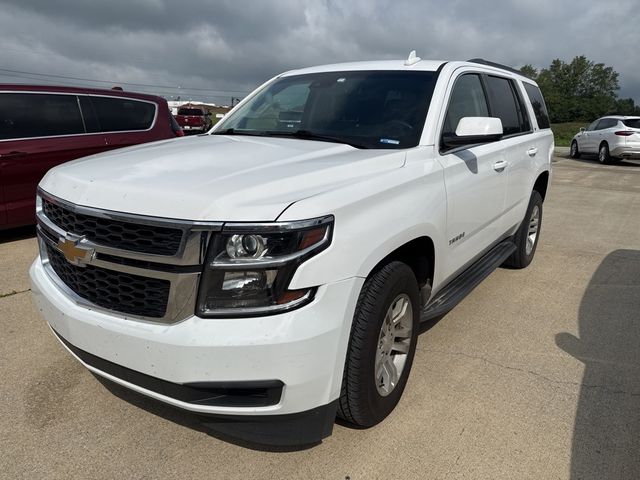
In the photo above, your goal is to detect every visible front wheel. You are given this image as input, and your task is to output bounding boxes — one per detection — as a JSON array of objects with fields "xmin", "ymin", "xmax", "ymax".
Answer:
[
  {"xmin": 504, "ymin": 190, "xmax": 543, "ymax": 269},
  {"xmin": 338, "ymin": 261, "xmax": 420, "ymax": 427},
  {"xmin": 570, "ymin": 140, "xmax": 581, "ymax": 159}
]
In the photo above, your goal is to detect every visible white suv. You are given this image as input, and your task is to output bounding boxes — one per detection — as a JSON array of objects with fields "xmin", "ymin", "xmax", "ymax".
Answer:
[
  {"xmin": 30, "ymin": 55, "xmax": 553, "ymax": 447},
  {"xmin": 570, "ymin": 115, "xmax": 640, "ymax": 163}
]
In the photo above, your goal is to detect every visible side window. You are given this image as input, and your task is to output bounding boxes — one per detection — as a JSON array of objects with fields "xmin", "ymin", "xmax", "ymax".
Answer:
[
  {"xmin": 442, "ymin": 74, "xmax": 489, "ymax": 140},
  {"xmin": 485, "ymin": 76, "xmax": 525, "ymax": 136},
  {"xmin": 587, "ymin": 120, "xmax": 599, "ymax": 131},
  {"xmin": 89, "ymin": 96, "xmax": 156, "ymax": 132},
  {"xmin": 596, "ymin": 118, "xmax": 617, "ymax": 130},
  {"xmin": 523, "ymin": 83, "xmax": 550, "ymax": 129},
  {"xmin": 78, "ymin": 96, "xmax": 101, "ymax": 133},
  {"xmin": 0, "ymin": 93, "xmax": 84, "ymax": 140}
]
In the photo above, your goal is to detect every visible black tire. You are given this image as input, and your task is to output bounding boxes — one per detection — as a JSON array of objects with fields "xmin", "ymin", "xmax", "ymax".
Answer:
[
  {"xmin": 337, "ymin": 261, "xmax": 420, "ymax": 427},
  {"xmin": 570, "ymin": 140, "xmax": 581, "ymax": 159},
  {"xmin": 598, "ymin": 142, "xmax": 612, "ymax": 164},
  {"xmin": 504, "ymin": 190, "xmax": 543, "ymax": 269}
]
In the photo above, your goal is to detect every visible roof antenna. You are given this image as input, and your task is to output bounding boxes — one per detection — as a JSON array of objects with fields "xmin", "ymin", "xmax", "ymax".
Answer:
[{"xmin": 405, "ymin": 50, "xmax": 421, "ymax": 66}]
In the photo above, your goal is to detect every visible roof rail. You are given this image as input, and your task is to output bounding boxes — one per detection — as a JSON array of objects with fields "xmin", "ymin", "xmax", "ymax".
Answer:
[{"xmin": 467, "ymin": 58, "xmax": 524, "ymax": 76}]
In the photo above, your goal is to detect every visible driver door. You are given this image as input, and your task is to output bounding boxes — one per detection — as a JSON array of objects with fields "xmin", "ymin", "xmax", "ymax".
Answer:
[{"xmin": 437, "ymin": 73, "xmax": 508, "ymax": 279}]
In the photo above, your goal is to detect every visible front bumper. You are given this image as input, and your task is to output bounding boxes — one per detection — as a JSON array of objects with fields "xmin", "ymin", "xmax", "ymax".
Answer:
[{"xmin": 30, "ymin": 258, "xmax": 362, "ymax": 438}]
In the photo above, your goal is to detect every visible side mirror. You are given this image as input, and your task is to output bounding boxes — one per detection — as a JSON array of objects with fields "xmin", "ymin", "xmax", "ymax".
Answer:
[
  {"xmin": 580, "ymin": 127, "xmax": 586, "ymax": 133},
  {"xmin": 443, "ymin": 117, "xmax": 503, "ymax": 148}
]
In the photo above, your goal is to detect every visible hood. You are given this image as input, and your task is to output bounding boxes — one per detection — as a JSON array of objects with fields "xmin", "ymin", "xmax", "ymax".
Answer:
[{"xmin": 40, "ymin": 134, "xmax": 406, "ymax": 221}]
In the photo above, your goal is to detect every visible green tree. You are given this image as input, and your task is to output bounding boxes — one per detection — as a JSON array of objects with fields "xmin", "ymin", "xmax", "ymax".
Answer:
[
  {"xmin": 526, "ymin": 56, "xmax": 622, "ymax": 123},
  {"xmin": 612, "ymin": 98, "xmax": 640, "ymax": 116},
  {"xmin": 519, "ymin": 64, "xmax": 538, "ymax": 80}
]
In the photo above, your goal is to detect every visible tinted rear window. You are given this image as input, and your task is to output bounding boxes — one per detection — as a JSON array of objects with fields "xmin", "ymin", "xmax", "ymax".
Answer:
[
  {"xmin": 0, "ymin": 93, "xmax": 84, "ymax": 140},
  {"xmin": 523, "ymin": 83, "xmax": 550, "ymax": 129},
  {"xmin": 178, "ymin": 108, "xmax": 204, "ymax": 116},
  {"xmin": 90, "ymin": 96, "xmax": 156, "ymax": 132},
  {"xmin": 622, "ymin": 119, "xmax": 640, "ymax": 129}
]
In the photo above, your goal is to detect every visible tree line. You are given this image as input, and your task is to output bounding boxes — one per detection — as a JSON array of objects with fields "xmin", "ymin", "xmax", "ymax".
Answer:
[{"xmin": 520, "ymin": 56, "xmax": 640, "ymax": 123}]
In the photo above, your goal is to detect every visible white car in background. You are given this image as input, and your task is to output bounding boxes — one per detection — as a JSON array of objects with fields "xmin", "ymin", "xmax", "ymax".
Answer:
[{"xmin": 570, "ymin": 116, "xmax": 640, "ymax": 164}]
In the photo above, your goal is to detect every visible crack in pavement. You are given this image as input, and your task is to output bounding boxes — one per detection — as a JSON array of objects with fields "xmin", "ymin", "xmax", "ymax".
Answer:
[
  {"xmin": 0, "ymin": 288, "xmax": 31, "ymax": 298},
  {"xmin": 424, "ymin": 348, "xmax": 640, "ymax": 398}
]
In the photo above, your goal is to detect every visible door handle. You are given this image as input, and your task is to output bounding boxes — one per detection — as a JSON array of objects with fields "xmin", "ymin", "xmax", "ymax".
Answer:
[
  {"xmin": 527, "ymin": 147, "xmax": 538, "ymax": 157},
  {"xmin": 492, "ymin": 160, "xmax": 507, "ymax": 172},
  {"xmin": 0, "ymin": 151, "xmax": 28, "ymax": 159}
]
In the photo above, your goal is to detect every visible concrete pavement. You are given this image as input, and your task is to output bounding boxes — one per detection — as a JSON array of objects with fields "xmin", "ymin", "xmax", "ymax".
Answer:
[{"xmin": 1, "ymin": 156, "xmax": 639, "ymax": 479}]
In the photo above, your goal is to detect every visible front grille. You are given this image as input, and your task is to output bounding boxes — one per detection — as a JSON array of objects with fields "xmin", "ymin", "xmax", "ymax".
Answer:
[
  {"xmin": 43, "ymin": 199, "xmax": 183, "ymax": 256},
  {"xmin": 45, "ymin": 243, "xmax": 170, "ymax": 318}
]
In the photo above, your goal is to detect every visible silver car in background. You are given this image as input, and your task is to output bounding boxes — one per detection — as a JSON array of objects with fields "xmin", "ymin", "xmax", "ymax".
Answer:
[{"xmin": 570, "ymin": 116, "xmax": 640, "ymax": 164}]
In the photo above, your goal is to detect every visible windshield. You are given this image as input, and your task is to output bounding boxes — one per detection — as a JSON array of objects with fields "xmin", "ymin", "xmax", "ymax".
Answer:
[
  {"xmin": 214, "ymin": 70, "xmax": 438, "ymax": 149},
  {"xmin": 622, "ymin": 119, "xmax": 640, "ymax": 129},
  {"xmin": 178, "ymin": 108, "xmax": 204, "ymax": 115}
]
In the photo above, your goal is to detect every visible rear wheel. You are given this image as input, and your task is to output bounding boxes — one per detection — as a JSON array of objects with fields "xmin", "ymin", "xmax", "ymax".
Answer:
[
  {"xmin": 338, "ymin": 261, "xmax": 420, "ymax": 427},
  {"xmin": 570, "ymin": 140, "xmax": 581, "ymax": 159},
  {"xmin": 598, "ymin": 142, "xmax": 612, "ymax": 164},
  {"xmin": 504, "ymin": 190, "xmax": 543, "ymax": 269}
]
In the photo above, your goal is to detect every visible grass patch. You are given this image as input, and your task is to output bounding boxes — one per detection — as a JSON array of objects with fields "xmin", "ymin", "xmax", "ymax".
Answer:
[{"xmin": 551, "ymin": 122, "xmax": 587, "ymax": 147}]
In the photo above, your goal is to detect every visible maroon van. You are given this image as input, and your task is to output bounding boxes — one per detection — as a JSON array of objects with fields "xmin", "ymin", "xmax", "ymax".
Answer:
[{"xmin": 0, "ymin": 85, "xmax": 184, "ymax": 229}]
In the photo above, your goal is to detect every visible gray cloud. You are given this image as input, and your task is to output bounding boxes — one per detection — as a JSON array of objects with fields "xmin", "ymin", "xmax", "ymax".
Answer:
[{"xmin": 0, "ymin": 0, "xmax": 638, "ymax": 105}]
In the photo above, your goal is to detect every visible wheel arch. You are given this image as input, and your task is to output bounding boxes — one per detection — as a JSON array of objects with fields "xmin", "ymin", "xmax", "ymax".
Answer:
[
  {"xmin": 366, "ymin": 236, "xmax": 435, "ymax": 290},
  {"xmin": 533, "ymin": 170, "xmax": 550, "ymax": 201}
]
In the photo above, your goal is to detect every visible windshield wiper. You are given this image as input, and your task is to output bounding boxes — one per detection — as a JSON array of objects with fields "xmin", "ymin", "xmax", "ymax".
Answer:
[
  {"xmin": 267, "ymin": 130, "xmax": 368, "ymax": 149},
  {"xmin": 211, "ymin": 128, "xmax": 268, "ymax": 137},
  {"xmin": 212, "ymin": 128, "xmax": 368, "ymax": 149}
]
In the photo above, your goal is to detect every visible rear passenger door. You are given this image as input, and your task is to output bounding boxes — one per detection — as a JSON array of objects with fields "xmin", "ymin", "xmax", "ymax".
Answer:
[
  {"xmin": 483, "ymin": 75, "xmax": 535, "ymax": 233},
  {"xmin": 437, "ymin": 72, "xmax": 509, "ymax": 278},
  {"xmin": 0, "ymin": 92, "xmax": 107, "ymax": 228}
]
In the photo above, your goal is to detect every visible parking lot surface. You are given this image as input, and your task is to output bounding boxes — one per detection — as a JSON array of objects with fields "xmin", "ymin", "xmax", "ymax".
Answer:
[{"xmin": 1, "ymin": 156, "xmax": 639, "ymax": 480}]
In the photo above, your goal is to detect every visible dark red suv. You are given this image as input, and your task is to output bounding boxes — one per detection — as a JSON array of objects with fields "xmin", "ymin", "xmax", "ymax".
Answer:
[{"xmin": 0, "ymin": 85, "xmax": 183, "ymax": 229}]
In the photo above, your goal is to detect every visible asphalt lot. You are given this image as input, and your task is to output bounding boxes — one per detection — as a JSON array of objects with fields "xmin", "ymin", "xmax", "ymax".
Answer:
[{"xmin": 1, "ymin": 155, "xmax": 639, "ymax": 480}]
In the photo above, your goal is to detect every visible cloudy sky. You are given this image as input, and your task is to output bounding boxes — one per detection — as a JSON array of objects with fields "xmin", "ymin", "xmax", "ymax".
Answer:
[{"xmin": 1, "ymin": 0, "xmax": 638, "ymax": 105}]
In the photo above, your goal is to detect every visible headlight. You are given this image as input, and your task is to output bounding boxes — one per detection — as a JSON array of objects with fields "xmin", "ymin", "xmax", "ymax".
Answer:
[{"xmin": 196, "ymin": 216, "xmax": 333, "ymax": 317}]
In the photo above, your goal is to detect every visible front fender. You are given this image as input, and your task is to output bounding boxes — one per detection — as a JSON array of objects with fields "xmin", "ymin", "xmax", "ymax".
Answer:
[{"xmin": 280, "ymin": 158, "xmax": 447, "ymax": 289}]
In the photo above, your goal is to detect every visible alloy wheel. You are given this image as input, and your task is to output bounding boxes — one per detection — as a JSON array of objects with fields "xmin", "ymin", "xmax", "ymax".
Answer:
[
  {"xmin": 525, "ymin": 204, "xmax": 540, "ymax": 256},
  {"xmin": 375, "ymin": 294, "xmax": 413, "ymax": 397}
]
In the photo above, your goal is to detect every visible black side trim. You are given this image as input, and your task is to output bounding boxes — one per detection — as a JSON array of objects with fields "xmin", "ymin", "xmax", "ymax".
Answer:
[
  {"xmin": 421, "ymin": 240, "xmax": 516, "ymax": 321},
  {"xmin": 52, "ymin": 329, "xmax": 283, "ymax": 407},
  {"xmin": 199, "ymin": 400, "xmax": 338, "ymax": 448}
]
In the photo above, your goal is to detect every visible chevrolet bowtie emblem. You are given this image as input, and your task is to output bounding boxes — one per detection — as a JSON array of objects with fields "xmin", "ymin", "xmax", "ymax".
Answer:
[{"xmin": 57, "ymin": 236, "xmax": 94, "ymax": 266}]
